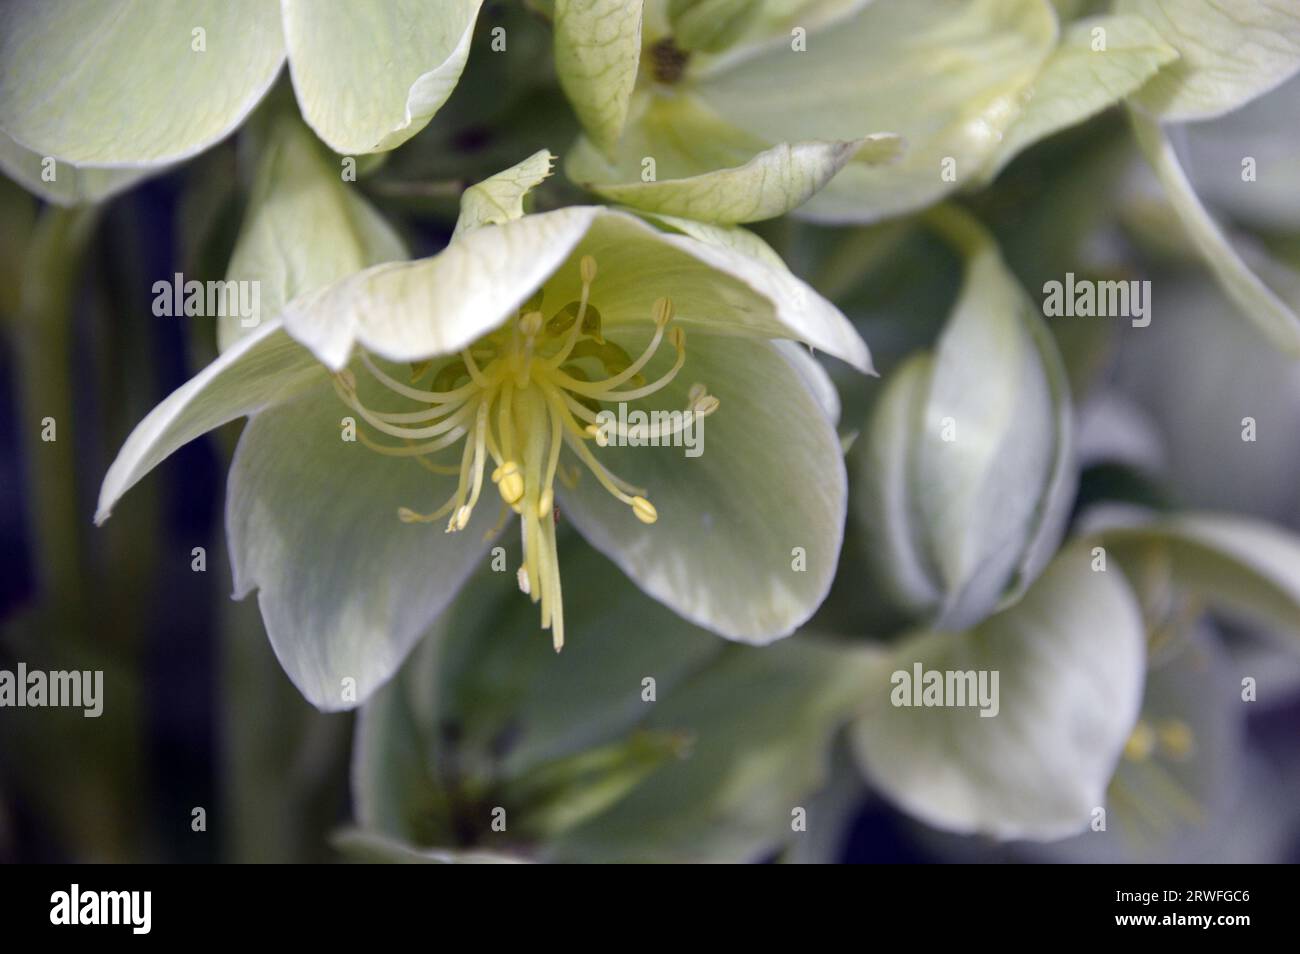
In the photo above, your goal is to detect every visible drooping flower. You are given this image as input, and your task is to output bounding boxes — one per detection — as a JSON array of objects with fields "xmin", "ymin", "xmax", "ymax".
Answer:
[
  {"xmin": 0, "ymin": 0, "xmax": 484, "ymax": 204},
  {"xmin": 554, "ymin": 0, "xmax": 1178, "ymax": 225},
  {"xmin": 96, "ymin": 151, "xmax": 871, "ymax": 710}
]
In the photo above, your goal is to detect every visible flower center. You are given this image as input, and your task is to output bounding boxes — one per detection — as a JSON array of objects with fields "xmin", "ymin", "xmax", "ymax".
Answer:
[{"xmin": 331, "ymin": 255, "xmax": 718, "ymax": 650}]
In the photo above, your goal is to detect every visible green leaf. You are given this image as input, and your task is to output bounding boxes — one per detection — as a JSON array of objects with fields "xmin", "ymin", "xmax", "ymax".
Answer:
[
  {"xmin": 1119, "ymin": 0, "xmax": 1300, "ymax": 121},
  {"xmin": 850, "ymin": 539, "xmax": 1147, "ymax": 839},
  {"xmin": 0, "ymin": 0, "xmax": 285, "ymax": 166},
  {"xmin": 281, "ymin": 0, "xmax": 483, "ymax": 154},
  {"xmin": 221, "ymin": 117, "xmax": 407, "ymax": 351},
  {"xmin": 1131, "ymin": 109, "xmax": 1300, "ymax": 356},
  {"xmin": 553, "ymin": 0, "xmax": 644, "ymax": 155}
]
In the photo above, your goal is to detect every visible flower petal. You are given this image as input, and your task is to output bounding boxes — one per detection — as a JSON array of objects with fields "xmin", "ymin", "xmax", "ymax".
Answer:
[
  {"xmin": 221, "ymin": 117, "xmax": 407, "ymax": 351},
  {"xmin": 558, "ymin": 335, "xmax": 847, "ymax": 641},
  {"xmin": 567, "ymin": 93, "xmax": 900, "ymax": 224},
  {"xmin": 0, "ymin": 0, "xmax": 285, "ymax": 166},
  {"xmin": 226, "ymin": 379, "xmax": 500, "ymax": 711},
  {"xmin": 0, "ymin": 129, "xmax": 152, "ymax": 206},
  {"xmin": 980, "ymin": 15, "xmax": 1178, "ymax": 182},
  {"xmin": 1132, "ymin": 110, "xmax": 1300, "ymax": 355},
  {"xmin": 281, "ymin": 0, "xmax": 483, "ymax": 154},
  {"xmin": 1118, "ymin": 0, "xmax": 1300, "ymax": 121},
  {"xmin": 553, "ymin": 0, "xmax": 643, "ymax": 155},
  {"xmin": 850, "ymin": 539, "xmax": 1147, "ymax": 840},
  {"xmin": 453, "ymin": 149, "xmax": 556, "ymax": 235},
  {"xmin": 95, "ymin": 321, "xmax": 323, "ymax": 525},
  {"xmin": 280, "ymin": 206, "xmax": 871, "ymax": 373},
  {"xmin": 691, "ymin": 0, "xmax": 1057, "ymax": 223}
]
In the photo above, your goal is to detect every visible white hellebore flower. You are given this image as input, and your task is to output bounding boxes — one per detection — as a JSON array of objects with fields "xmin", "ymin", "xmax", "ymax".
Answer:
[
  {"xmin": 0, "ymin": 0, "xmax": 484, "ymax": 204},
  {"xmin": 95, "ymin": 151, "xmax": 871, "ymax": 710}
]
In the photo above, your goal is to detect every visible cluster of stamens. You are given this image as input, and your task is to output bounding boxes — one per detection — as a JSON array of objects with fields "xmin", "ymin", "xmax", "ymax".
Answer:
[{"xmin": 331, "ymin": 256, "xmax": 718, "ymax": 650}]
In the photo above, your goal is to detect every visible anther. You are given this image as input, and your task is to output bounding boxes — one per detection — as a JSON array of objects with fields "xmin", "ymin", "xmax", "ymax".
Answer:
[
  {"xmin": 580, "ymin": 255, "xmax": 597, "ymax": 285},
  {"xmin": 518, "ymin": 310, "xmax": 544, "ymax": 337},
  {"xmin": 653, "ymin": 297, "xmax": 674, "ymax": 327},
  {"xmin": 495, "ymin": 460, "xmax": 525, "ymax": 505},
  {"xmin": 630, "ymin": 496, "xmax": 658, "ymax": 524}
]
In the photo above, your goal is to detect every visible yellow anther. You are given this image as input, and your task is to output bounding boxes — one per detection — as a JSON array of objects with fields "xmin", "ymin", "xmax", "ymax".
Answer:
[
  {"xmin": 652, "ymin": 296, "xmax": 674, "ymax": 327},
  {"xmin": 495, "ymin": 461, "xmax": 525, "ymax": 505},
  {"xmin": 518, "ymin": 310, "xmax": 544, "ymax": 337},
  {"xmin": 631, "ymin": 496, "xmax": 658, "ymax": 524},
  {"xmin": 584, "ymin": 422, "xmax": 609, "ymax": 446},
  {"xmin": 1157, "ymin": 719, "xmax": 1195, "ymax": 760},
  {"xmin": 670, "ymin": 326, "xmax": 685, "ymax": 351},
  {"xmin": 537, "ymin": 487, "xmax": 554, "ymax": 520},
  {"xmin": 580, "ymin": 254, "xmax": 597, "ymax": 285},
  {"xmin": 692, "ymin": 393, "xmax": 720, "ymax": 417},
  {"xmin": 1123, "ymin": 721, "xmax": 1156, "ymax": 761},
  {"xmin": 446, "ymin": 504, "xmax": 472, "ymax": 533},
  {"xmin": 517, "ymin": 565, "xmax": 531, "ymax": 595}
]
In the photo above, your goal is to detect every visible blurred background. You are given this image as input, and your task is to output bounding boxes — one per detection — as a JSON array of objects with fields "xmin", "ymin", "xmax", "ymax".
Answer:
[{"xmin": 2, "ymin": 2, "xmax": 1298, "ymax": 863}]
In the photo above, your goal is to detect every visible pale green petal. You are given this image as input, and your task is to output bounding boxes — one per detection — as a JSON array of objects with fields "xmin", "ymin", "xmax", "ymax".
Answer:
[
  {"xmin": 0, "ymin": 0, "xmax": 285, "ymax": 166},
  {"xmin": 559, "ymin": 335, "xmax": 846, "ymax": 641},
  {"xmin": 858, "ymin": 218, "xmax": 1073, "ymax": 630},
  {"xmin": 95, "ymin": 322, "xmax": 323, "ymax": 525},
  {"xmin": 775, "ymin": 341, "xmax": 840, "ymax": 427},
  {"xmin": 282, "ymin": 206, "xmax": 871, "ymax": 373},
  {"xmin": 625, "ymin": 210, "xmax": 788, "ymax": 271},
  {"xmin": 693, "ymin": 0, "xmax": 1057, "ymax": 223},
  {"xmin": 1118, "ymin": 0, "xmax": 1300, "ymax": 121},
  {"xmin": 553, "ymin": 0, "xmax": 644, "ymax": 155},
  {"xmin": 221, "ymin": 118, "xmax": 407, "ymax": 352},
  {"xmin": 980, "ymin": 15, "xmax": 1179, "ymax": 181},
  {"xmin": 671, "ymin": 0, "xmax": 871, "ymax": 56},
  {"xmin": 568, "ymin": 92, "xmax": 900, "ymax": 224},
  {"xmin": 453, "ymin": 149, "xmax": 556, "ymax": 235},
  {"xmin": 850, "ymin": 540, "xmax": 1147, "ymax": 840},
  {"xmin": 226, "ymin": 379, "xmax": 500, "ymax": 711},
  {"xmin": 1098, "ymin": 512, "xmax": 1300, "ymax": 645},
  {"xmin": 0, "ymin": 129, "xmax": 153, "ymax": 206},
  {"xmin": 280, "ymin": 206, "xmax": 604, "ymax": 370},
  {"xmin": 281, "ymin": 0, "xmax": 483, "ymax": 155},
  {"xmin": 333, "ymin": 830, "xmax": 525, "ymax": 863},
  {"xmin": 851, "ymin": 354, "xmax": 943, "ymax": 618},
  {"xmin": 1132, "ymin": 110, "xmax": 1300, "ymax": 356}
]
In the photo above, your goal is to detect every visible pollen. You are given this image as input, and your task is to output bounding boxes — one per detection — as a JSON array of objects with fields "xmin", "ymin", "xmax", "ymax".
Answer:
[{"xmin": 331, "ymin": 254, "xmax": 715, "ymax": 650}]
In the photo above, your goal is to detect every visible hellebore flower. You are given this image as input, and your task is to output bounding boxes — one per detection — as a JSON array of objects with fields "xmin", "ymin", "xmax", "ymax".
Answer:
[
  {"xmin": 0, "ymin": 0, "xmax": 484, "ymax": 204},
  {"xmin": 555, "ymin": 0, "xmax": 1178, "ymax": 224},
  {"xmin": 96, "ymin": 151, "xmax": 871, "ymax": 710},
  {"xmin": 1120, "ymin": 0, "xmax": 1300, "ymax": 354}
]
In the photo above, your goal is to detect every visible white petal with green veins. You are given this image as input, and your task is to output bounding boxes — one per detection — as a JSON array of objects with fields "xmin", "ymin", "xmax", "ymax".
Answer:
[
  {"xmin": 0, "ymin": 0, "xmax": 285, "ymax": 166},
  {"xmin": 568, "ymin": 92, "xmax": 900, "ymax": 224},
  {"xmin": 1132, "ymin": 110, "xmax": 1300, "ymax": 356},
  {"xmin": 559, "ymin": 335, "xmax": 846, "ymax": 641},
  {"xmin": 222, "ymin": 117, "xmax": 407, "ymax": 352},
  {"xmin": 850, "ymin": 540, "xmax": 1147, "ymax": 840},
  {"xmin": 454, "ymin": 149, "xmax": 556, "ymax": 235},
  {"xmin": 692, "ymin": 0, "xmax": 1057, "ymax": 223},
  {"xmin": 553, "ymin": 0, "xmax": 644, "ymax": 156},
  {"xmin": 226, "ymin": 379, "xmax": 500, "ymax": 711},
  {"xmin": 0, "ymin": 130, "xmax": 152, "ymax": 206},
  {"xmin": 980, "ymin": 15, "xmax": 1179, "ymax": 182},
  {"xmin": 1118, "ymin": 0, "xmax": 1300, "ymax": 121},
  {"xmin": 96, "ymin": 321, "xmax": 324, "ymax": 525},
  {"xmin": 281, "ymin": 0, "xmax": 483, "ymax": 155}
]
